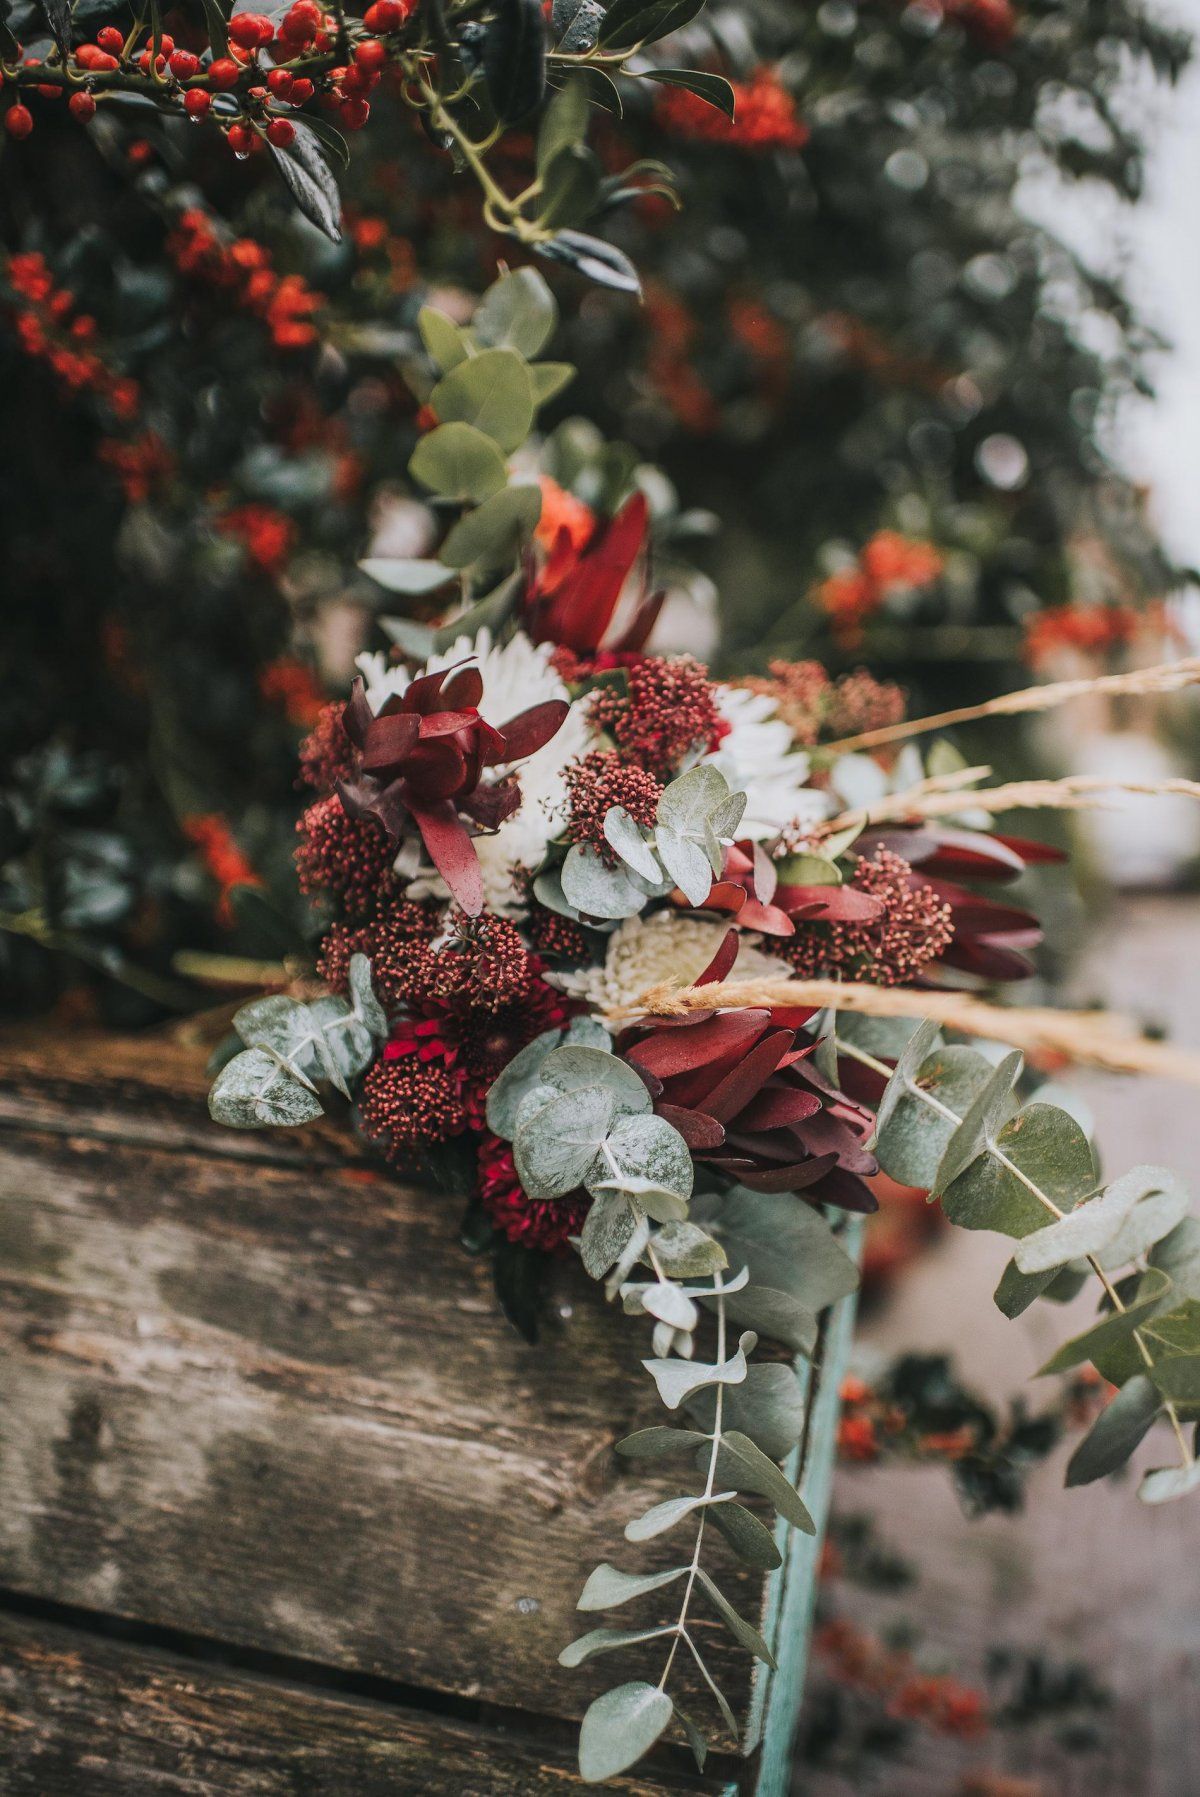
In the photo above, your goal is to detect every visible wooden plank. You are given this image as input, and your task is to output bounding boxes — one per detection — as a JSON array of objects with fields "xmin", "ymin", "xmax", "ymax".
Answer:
[
  {"xmin": 0, "ymin": 1609, "xmax": 711, "ymax": 1794},
  {"xmin": 0, "ymin": 1035, "xmax": 772, "ymax": 1760}
]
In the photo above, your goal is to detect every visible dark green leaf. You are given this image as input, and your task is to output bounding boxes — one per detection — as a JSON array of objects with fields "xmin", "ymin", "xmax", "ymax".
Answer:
[
  {"xmin": 537, "ymin": 229, "xmax": 641, "ymax": 295},
  {"xmin": 946, "ymin": 1103, "xmax": 1097, "ymax": 1243},
  {"xmin": 695, "ymin": 1568, "xmax": 776, "ymax": 1666},
  {"xmin": 1038, "ymin": 1267, "xmax": 1174, "ymax": 1375},
  {"xmin": 709, "ymin": 1430, "xmax": 815, "ymax": 1532},
  {"xmin": 1066, "ymin": 1373, "xmax": 1161, "ymax": 1485},
  {"xmin": 638, "ymin": 68, "xmax": 735, "ymax": 118},
  {"xmin": 598, "ymin": 0, "xmax": 707, "ymax": 52},
  {"xmin": 270, "ymin": 123, "xmax": 342, "ymax": 243},
  {"xmin": 709, "ymin": 1499, "xmax": 783, "ymax": 1570},
  {"xmin": 483, "ymin": 0, "xmax": 547, "ymax": 124}
]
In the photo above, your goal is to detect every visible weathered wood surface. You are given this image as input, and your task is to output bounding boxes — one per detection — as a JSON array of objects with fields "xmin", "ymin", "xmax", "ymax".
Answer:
[
  {"xmin": 0, "ymin": 1611, "xmax": 707, "ymax": 1795},
  {"xmin": 0, "ymin": 1031, "xmax": 777, "ymax": 1788}
]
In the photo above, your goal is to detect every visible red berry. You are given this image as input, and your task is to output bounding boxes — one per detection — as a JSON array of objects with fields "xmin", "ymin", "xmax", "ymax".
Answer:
[
  {"xmin": 75, "ymin": 43, "xmax": 118, "ymax": 70},
  {"xmin": 355, "ymin": 37, "xmax": 387, "ymax": 70},
  {"xmin": 227, "ymin": 121, "xmax": 255, "ymax": 153},
  {"xmin": 289, "ymin": 77, "xmax": 314, "ymax": 102},
  {"xmin": 208, "ymin": 57, "xmax": 241, "ymax": 89},
  {"xmin": 5, "ymin": 104, "xmax": 33, "ymax": 140},
  {"xmin": 289, "ymin": 0, "xmax": 323, "ymax": 27},
  {"xmin": 183, "ymin": 87, "xmax": 212, "ymax": 116},
  {"xmin": 68, "ymin": 90, "xmax": 97, "ymax": 121},
  {"xmin": 267, "ymin": 68, "xmax": 294, "ymax": 97},
  {"xmin": 339, "ymin": 97, "xmax": 370, "ymax": 129},
  {"xmin": 158, "ymin": 34, "xmax": 175, "ymax": 55},
  {"xmin": 228, "ymin": 12, "xmax": 272, "ymax": 48},
  {"xmin": 363, "ymin": 0, "xmax": 403, "ymax": 29},
  {"xmin": 169, "ymin": 49, "xmax": 200, "ymax": 79},
  {"xmin": 266, "ymin": 116, "xmax": 295, "ymax": 147},
  {"xmin": 96, "ymin": 26, "xmax": 124, "ymax": 51}
]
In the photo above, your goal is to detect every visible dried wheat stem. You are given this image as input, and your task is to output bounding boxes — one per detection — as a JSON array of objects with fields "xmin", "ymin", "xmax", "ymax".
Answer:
[
  {"xmin": 611, "ymin": 977, "xmax": 1200, "ymax": 1087},
  {"xmin": 829, "ymin": 773, "xmax": 1200, "ymax": 833},
  {"xmin": 820, "ymin": 658, "xmax": 1200, "ymax": 754}
]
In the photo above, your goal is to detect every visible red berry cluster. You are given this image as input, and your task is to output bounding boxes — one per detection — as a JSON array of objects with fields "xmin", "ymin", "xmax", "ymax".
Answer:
[
  {"xmin": 5, "ymin": 252, "xmax": 140, "ymax": 421},
  {"xmin": 180, "ymin": 814, "xmax": 262, "ymax": 926},
  {"xmin": 168, "ymin": 209, "xmax": 323, "ymax": 350},
  {"xmin": 0, "ymin": 0, "xmax": 419, "ymax": 146},
  {"xmin": 815, "ymin": 1618, "xmax": 989, "ymax": 1739},
  {"xmin": 1023, "ymin": 599, "xmax": 1172, "ymax": 670},
  {"xmin": 216, "ymin": 502, "xmax": 297, "ymax": 576},
  {"xmin": 654, "ymin": 66, "xmax": 809, "ymax": 153},
  {"xmin": 588, "ymin": 654, "xmax": 724, "ymax": 778},
  {"xmin": 774, "ymin": 849, "xmax": 954, "ymax": 986},
  {"xmin": 97, "ymin": 432, "xmax": 175, "ymax": 504},
  {"xmin": 737, "ymin": 660, "xmax": 906, "ymax": 747},
  {"xmin": 258, "ymin": 656, "xmax": 327, "ymax": 728},
  {"xmin": 814, "ymin": 530, "xmax": 945, "ymax": 646},
  {"xmin": 565, "ymin": 749, "xmax": 662, "ymax": 853}
]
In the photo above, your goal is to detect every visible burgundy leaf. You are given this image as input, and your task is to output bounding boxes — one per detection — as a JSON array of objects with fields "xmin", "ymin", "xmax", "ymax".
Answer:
[
  {"xmin": 342, "ymin": 676, "xmax": 375, "ymax": 750},
  {"xmin": 993, "ymin": 832, "xmax": 1065, "ymax": 865},
  {"xmin": 658, "ymin": 1104, "xmax": 726, "ymax": 1150},
  {"xmin": 499, "ymin": 699, "xmax": 569, "ymax": 761},
  {"xmin": 409, "ymin": 799, "xmax": 483, "ymax": 916},
  {"xmin": 401, "ymin": 666, "xmax": 452, "ymax": 715},
  {"xmin": 417, "ymin": 709, "xmax": 480, "ymax": 739},
  {"xmin": 441, "ymin": 665, "xmax": 484, "ymax": 711},
  {"xmin": 402, "ymin": 740, "xmax": 469, "ymax": 803},
  {"xmin": 701, "ymin": 1029, "xmax": 794, "ymax": 1123},
  {"xmin": 361, "ymin": 711, "xmax": 420, "ymax": 773},
  {"xmin": 737, "ymin": 898, "xmax": 795, "ymax": 936},
  {"xmin": 695, "ymin": 927, "xmax": 740, "ymax": 987},
  {"xmin": 626, "ymin": 1009, "xmax": 771, "ymax": 1078},
  {"xmin": 461, "ymin": 779, "xmax": 522, "ymax": 829},
  {"xmin": 777, "ymin": 884, "xmax": 885, "ymax": 922},
  {"xmin": 612, "ymin": 585, "xmax": 666, "ymax": 654},
  {"xmin": 735, "ymin": 1085, "xmax": 823, "ymax": 1132},
  {"xmin": 539, "ymin": 492, "xmax": 649, "ymax": 652}
]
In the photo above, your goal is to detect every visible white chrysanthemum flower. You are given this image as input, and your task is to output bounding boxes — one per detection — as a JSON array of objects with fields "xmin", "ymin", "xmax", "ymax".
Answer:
[
  {"xmin": 552, "ymin": 910, "xmax": 782, "ymax": 1011},
  {"xmin": 705, "ymin": 685, "xmax": 831, "ymax": 841},
  {"xmin": 355, "ymin": 629, "xmax": 596, "ymax": 916}
]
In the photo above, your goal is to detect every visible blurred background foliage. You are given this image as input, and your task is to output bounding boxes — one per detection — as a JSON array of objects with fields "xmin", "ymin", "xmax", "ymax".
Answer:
[{"xmin": 0, "ymin": 0, "xmax": 1191, "ymax": 1017}]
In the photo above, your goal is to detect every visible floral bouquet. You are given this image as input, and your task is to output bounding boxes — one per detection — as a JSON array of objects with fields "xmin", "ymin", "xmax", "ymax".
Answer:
[{"xmin": 207, "ymin": 291, "xmax": 1200, "ymax": 1787}]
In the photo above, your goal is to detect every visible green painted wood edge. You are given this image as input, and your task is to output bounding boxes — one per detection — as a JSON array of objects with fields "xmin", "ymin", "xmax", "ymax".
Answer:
[{"xmin": 740, "ymin": 1215, "xmax": 864, "ymax": 1796}]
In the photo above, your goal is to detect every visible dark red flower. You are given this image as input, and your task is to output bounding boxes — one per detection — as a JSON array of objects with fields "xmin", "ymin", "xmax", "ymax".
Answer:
[
  {"xmin": 336, "ymin": 662, "xmax": 568, "ymax": 916},
  {"xmin": 617, "ymin": 931, "xmax": 877, "ymax": 1211},
  {"xmin": 524, "ymin": 491, "xmax": 664, "ymax": 656}
]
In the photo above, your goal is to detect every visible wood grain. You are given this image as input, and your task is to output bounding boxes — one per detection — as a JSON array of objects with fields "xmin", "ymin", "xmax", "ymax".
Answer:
[
  {"xmin": 0, "ymin": 1611, "xmax": 714, "ymax": 1795},
  {"xmin": 0, "ymin": 1033, "xmax": 767, "ymax": 1758}
]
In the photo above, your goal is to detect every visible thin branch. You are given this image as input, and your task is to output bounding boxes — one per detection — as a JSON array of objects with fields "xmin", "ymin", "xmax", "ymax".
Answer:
[
  {"xmin": 826, "ymin": 771, "xmax": 1200, "ymax": 834},
  {"xmin": 820, "ymin": 657, "xmax": 1200, "ymax": 754},
  {"xmin": 613, "ymin": 977, "xmax": 1200, "ymax": 1089}
]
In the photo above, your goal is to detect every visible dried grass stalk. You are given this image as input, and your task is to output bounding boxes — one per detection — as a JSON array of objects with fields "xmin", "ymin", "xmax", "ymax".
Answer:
[
  {"xmin": 830, "ymin": 772, "xmax": 1200, "ymax": 832},
  {"xmin": 821, "ymin": 658, "xmax": 1200, "ymax": 754},
  {"xmin": 613, "ymin": 977, "xmax": 1200, "ymax": 1088}
]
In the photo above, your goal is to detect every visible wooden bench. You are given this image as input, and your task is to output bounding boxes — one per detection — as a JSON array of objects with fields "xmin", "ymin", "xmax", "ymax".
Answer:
[{"xmin": 0, "ymin": 1035, "xmax": 857, "ymax": 1794}]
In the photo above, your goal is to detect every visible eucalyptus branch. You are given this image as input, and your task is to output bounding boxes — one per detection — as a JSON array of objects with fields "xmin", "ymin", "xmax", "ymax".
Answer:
[
  {"xmin": 656, "ymin": 1273, "xmax": 726, "ymax": 1702},
  {"xmin": 840, "ymin": 1034, "xmax": 1196, "ymax": 1479}
]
